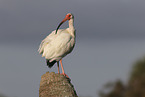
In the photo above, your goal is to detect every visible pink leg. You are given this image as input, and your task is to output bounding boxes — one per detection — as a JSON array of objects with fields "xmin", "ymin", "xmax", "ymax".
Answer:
[
  {"xmin": 60, "ymin": 59, "xmax": 69, "ymax": 78},
  {"xmin": 57, "ymin": 62, "xmax": 60, "ymax": 74}
]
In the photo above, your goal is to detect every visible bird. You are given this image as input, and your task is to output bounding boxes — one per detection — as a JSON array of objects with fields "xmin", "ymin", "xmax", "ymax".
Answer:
[{"xmin": 38, "ymin": 13, "xmax": 75, "ymax": 78}]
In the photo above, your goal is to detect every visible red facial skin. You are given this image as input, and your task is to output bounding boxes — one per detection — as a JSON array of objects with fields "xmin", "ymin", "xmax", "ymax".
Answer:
[{"xmin": 55, "ymin": 14, "xmax": 71, "ymax": 34}]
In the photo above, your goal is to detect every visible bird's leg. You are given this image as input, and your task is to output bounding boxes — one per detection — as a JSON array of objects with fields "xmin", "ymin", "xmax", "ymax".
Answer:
[
  {"xmin": 60, "ymin": 59, "xmax": 65, "ymax": 74},
  {"xmin": 57, "ymin": 61, "xmax": 60, "ymax": 74},
  {"xmin": 60, "ymin": 59, "xmax": 69, "ymax": 78}
]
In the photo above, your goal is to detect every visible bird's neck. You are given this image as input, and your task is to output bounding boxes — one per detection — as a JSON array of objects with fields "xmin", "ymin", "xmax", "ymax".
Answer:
[{"xmin": 68, "ymin": 19, "xmax": 75, "ymax": 37}]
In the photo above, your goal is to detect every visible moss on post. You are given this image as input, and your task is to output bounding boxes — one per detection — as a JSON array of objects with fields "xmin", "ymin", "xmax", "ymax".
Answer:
[{"xmin": 39, "ymin": 72, "xmax": 78, "ymax": 97}]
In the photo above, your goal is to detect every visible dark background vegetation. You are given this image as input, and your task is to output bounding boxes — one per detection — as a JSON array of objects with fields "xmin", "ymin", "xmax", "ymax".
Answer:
[{"xmin": 99, "ymin": 57, "xmax": 145, "ymax": 97}]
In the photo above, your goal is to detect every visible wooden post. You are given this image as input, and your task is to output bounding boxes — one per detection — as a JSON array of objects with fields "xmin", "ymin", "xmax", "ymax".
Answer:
[{"xmin": 39, "ymin": 72, "xmax": 78, "ymax": 97}]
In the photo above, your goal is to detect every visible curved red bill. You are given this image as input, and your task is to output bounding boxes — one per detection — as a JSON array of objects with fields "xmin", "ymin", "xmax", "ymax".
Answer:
[{"xmin": 55, "ymin": 15, "xmax": 70, "ymax": 34}]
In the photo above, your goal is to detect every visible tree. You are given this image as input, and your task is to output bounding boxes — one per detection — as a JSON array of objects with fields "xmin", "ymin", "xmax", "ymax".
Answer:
[
  {"xmin": 99, "ymin": 57, "xmax": 145, "ymax": 97},
  {"xmin": 0, "ymin": 94, "xmax": 7, "ymax": 97},
  {"xmin": 99, "ymin": 80, "xmax": 125, "ymax": 97},
  {"xmin": 125, "ymin": 57, "xmax": 145, "ymax": 97}
]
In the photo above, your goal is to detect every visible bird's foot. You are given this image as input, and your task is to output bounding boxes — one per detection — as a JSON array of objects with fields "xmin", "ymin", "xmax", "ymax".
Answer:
[{"xmin": 60, "ymin": 73, "xmax": 69, "ymax": 78}]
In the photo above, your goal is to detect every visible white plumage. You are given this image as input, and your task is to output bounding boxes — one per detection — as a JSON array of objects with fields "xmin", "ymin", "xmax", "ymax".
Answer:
[
  {"xmin": 39, "ymin": 28, "xmax": 75, "ymax": 62},
  {"xmin": 38, "ymin": 13, "xmax": 75, "ymax": 77}
]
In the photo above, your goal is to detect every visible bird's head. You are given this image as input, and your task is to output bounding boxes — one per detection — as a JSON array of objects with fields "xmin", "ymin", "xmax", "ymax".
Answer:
[
  {"xmin": 65, "ymin": 13, "xmax": 74, "ymax": 20},
  {"xmin": 55, "ymin": 13, "xmax": 74, "ymax": 34}
]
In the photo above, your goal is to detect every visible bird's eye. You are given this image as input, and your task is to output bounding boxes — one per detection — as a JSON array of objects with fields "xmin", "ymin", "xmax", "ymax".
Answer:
[{"xmin": 69, "ymin": 15, "xmax": 71, "ymax": 17}]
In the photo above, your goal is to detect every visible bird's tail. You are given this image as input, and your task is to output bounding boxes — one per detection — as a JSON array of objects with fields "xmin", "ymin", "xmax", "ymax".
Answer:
[{"xmin": 46, "ymin": 60, "xmax": 56, "ymax": 68}]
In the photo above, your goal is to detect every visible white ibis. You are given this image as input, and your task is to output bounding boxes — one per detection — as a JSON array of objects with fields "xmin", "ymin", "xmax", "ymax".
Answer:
[{"xmin": 38, "ymin": 13, "xmax": 75, "ymax": 77}]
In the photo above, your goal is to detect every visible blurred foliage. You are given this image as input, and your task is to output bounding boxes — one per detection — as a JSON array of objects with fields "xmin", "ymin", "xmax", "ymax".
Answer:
[
  {"xmin": 99, "ymin": 57, "xmax": 145, "ymax": 97},
  {"xmin": 126, "ymin": 57, "xmax": 145, "ymax": 97},
  {"xmin": 0, "ymin": 94, "xmax": 7, "ymax": 97},
  {"xmin": 99, "ymin": 80, "xmax": 125, "ymax": 97}
]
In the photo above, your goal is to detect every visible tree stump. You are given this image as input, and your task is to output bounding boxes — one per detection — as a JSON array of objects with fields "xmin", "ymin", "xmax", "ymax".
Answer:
[{"xmin": 39, "ymin": 72, "xmax": 78, "ymax": 97}]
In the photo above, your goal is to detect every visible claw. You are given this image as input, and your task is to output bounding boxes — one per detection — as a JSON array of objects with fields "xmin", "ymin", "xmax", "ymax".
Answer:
[{"xmin": 61, "ymin": 73, "xmax": 69, "ymax": 78}]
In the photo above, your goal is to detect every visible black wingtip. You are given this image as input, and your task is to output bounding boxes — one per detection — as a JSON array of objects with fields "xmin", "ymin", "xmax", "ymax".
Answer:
[{"xmin": 46, "ymin": 60, "xmax": 56, "ymax": 68}]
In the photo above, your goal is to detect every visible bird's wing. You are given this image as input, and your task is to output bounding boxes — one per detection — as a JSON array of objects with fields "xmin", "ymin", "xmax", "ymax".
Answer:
[
  {"xmin": 38, "ymin": 29, "xmax": 65, "ymax": 54},
  {"xmin": 38, "ymin": 30, "xmax": 56, "ymax": 54},
  {"xmin": 44, "ymin": 30, "xmax": 75, "ymax": 61}
]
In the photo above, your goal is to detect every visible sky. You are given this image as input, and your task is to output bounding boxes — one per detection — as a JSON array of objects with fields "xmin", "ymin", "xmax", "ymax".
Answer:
[{"xmin": 0, "ymin": 0, "xmax": 145, "ymax": 97}]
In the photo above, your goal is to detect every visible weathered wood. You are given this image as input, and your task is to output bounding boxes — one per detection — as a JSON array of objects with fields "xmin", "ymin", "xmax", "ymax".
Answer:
[{"xmin": 39, "ymin": 72, "xmax": 78, "ymax": 97}]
